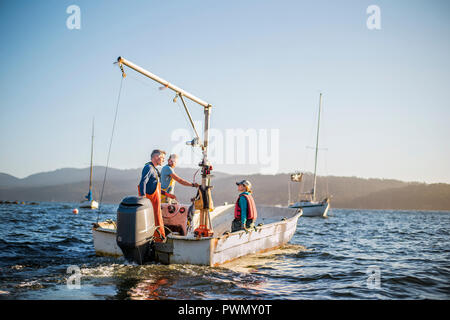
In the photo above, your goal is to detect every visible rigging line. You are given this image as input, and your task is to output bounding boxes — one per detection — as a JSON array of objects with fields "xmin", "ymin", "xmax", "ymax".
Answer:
[
  {"xmin": 131, "ymin": 72, "xmax": 195, "ymax": 137},
  {"xmin": 288, "ymin": 179, "xmax": 291, "ymax": 206},
  {"xmin": 298, "ymin": 148, "xmax": 310, "ymax": 201},
  {"xmin": 97, "ymin": 76, "xmax": 124, "ymax": 223},
  {"xmin": 324, "ymin": 150, "xmax": 330, "ymax": 197},
  {"xmin": 193, "ymin": 168, "xmax": 200, "ymax": 184},
  {"xmin": 174, "ymin": 98, "xmax": 204, "ymax": 162},
  {"xmin": 321, "ymin": 103, "xmax": 330, "ymax": 197},
  {"xmin": 127, "ymin": 72, "xmax": 158, "ymax": 90},
  {"xmin": 175, "ymin": 98, "xmax": 198, "ymax": 139}
]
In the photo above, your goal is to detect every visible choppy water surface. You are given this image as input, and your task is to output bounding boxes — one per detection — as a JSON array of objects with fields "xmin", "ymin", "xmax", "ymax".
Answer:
[{"xmin": 0, "ymin": 202, "xmax": 449, "ymax": 300}]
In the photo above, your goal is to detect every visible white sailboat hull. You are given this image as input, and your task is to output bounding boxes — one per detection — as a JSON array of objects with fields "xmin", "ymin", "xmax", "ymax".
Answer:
[
  {"xmin": 92, "ymin": 204, "xmax": 302, "ymax": 266},
  {"xmin": 290, "ymin": 201, "xmax": 329, "ymax": 217},
  {"xmin": 80, "ymin": 200, "xmax": 99, "ymax": 209}
]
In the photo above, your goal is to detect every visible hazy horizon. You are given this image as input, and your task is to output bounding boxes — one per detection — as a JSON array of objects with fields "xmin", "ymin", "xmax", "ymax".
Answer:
[
  {"xmin": 1, "ymin": 164, "xmax": 448, "ymax": 186},
  {"xmin": 1, "ymin": 1, "xmax": 449, "ymax": 184}
]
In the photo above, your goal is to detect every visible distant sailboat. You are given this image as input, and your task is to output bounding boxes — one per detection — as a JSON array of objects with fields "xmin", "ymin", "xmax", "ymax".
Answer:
[
  {"xmin": 289, "ymin": 93, "xmax": 330, "ymax": 217},
  {"xmin": 80, "ymin": 120, "xmax": 99, "ymax": 209}
]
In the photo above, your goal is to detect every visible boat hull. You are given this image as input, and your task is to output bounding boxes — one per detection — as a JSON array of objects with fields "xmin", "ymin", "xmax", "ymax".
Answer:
[
  {"xmin": 92, "ymin": 204, "xmax": 301, "ymax": 265},
  {"xmin": 80, "ymin": 200, "xmax": 99, "ymax": 209},
  {"xmin": 156, "ymin": 208, "xmax": 301, "ymax": 266},
  {"xmin": 290, "ymin": 201, "xmax": 329, "ymax": 217},
  {"xmin": 92, "ymin": 221, "xmax": 123, "ymax": 257}
]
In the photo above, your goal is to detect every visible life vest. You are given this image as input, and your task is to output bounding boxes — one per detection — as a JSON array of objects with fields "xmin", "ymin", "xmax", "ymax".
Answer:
[
  {"xmin": 161, "ymin": 169, "xmax": 175, "ymax": 204},
  {"xmin": 137, "ymin": 162, "xmax": 161, "ymax": 197},
  {"xmin": 234, "ymin": 193, "xmax": 257, "ymax": 220}
]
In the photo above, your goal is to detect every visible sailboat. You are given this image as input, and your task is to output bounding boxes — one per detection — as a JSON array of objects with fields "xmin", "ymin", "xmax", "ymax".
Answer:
[
  {"xmin": 80, "ymin": 120, "xmax": 99, "ymax": 209},
  {"xmin": 289, "ymin": 93, "xmax": 330, "ymax": 217}
]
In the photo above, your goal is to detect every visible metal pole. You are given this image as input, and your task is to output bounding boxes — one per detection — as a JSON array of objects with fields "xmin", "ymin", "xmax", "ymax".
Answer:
[
  {"xmin": 199, "ymin": 105, "xmax": 212, "ymax": 235},
  {"xmin": 117, "ymin": 57, "xmax": 210, "ymax": 108},
  {"xmin": 313, "ymin": 93, "xmax": 322, "ymax": 202},
  {"xmin": 178, "ymin": 94, "xmax": 201, "ymax": 142},
  {"xmin": 117, "ymin": 56, "xmax": 214, "ymax": 237},
  {"xmin": 89, "ymin": 118, "xmax": 94, "ymax": 193}
]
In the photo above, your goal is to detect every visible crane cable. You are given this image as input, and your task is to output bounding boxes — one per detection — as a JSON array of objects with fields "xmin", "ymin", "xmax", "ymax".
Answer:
[{"xmin": 96, "ymin": 75, "xmax": 124, "ymax": 223}]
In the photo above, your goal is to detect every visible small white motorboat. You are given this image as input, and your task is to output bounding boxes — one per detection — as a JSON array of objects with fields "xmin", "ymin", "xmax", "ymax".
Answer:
[
  {"xmin": 91, "ymin": 57, "xmax": 301, "ymax": 266},
  {"xmin": 92, "ymin": 201, "xmax": 301, "ymax": 266}
]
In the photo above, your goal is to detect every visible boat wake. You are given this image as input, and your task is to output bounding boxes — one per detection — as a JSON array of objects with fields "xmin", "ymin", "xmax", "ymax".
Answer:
[{"xmin": 220, "ymin": 244, "xmax": 309, "ymax": 273}]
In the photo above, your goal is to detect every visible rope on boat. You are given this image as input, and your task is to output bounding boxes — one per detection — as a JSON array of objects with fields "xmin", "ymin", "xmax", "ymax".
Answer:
[{"xmin": 96, "ymin": 75, "xmax": 124, "ymax": 223}]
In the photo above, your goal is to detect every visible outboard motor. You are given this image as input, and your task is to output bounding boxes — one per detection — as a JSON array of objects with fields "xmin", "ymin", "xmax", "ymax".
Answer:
[{"xmin": 116, "ymin": 196, "xmax": 155, "ymax": 264}]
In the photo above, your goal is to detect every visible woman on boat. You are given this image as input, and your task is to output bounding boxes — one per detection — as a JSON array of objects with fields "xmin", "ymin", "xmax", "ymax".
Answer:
[{"xmin": 232, "ymin": 180, "xmax": 258, "ymax": 232}]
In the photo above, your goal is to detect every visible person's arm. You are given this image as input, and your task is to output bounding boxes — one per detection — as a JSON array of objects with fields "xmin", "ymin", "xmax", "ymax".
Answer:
[
  {"xmin": 239, "ymin": 195, "xmax": 248, "ymax": 227},
  {"xmin": 161, "ymin": 189, "xmax": 176, "ymax": 199},
  {"xmin": 138, "ymin": 165, "xmax": 150, "ymax": 196},
  {"xmin": 170, "ymin": 173, "xmax": 198, "ymax": 187}
]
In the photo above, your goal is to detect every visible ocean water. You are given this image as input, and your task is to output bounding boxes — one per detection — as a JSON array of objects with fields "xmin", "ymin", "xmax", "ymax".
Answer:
[{"xmin": 0, "ymin": 202, "xmax": 449, "ymax": 300}]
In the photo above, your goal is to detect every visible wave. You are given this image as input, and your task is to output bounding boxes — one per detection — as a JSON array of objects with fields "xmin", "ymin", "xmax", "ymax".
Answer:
[{"xmin": 384, "ymin": 275, "xmax": 439, "ymax": 287}]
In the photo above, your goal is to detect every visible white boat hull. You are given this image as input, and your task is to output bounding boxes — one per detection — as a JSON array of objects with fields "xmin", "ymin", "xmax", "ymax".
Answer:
[
  {"xmin": 92, "ymin": 204, "xmax": 302, "ymax": 265},
  {"xmin": 92, "ymin": 221, "xmax": 123, "ymax": 257},
  {"xmin": 80, "ymin": 200, "xmax": 99, "ymax": 209},
  {"xmin": 290, "ymin": 201, "xmax": 329, "ymax": 217}
]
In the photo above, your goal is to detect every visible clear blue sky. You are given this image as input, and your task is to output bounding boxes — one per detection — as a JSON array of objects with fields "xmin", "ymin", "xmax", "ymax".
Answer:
[{"xmin": 0, "ymin": 0, "xmax": 449, "ymax": 183}]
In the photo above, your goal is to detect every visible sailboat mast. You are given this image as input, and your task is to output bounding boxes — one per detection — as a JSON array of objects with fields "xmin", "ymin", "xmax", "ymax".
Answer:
[
  {"xmin": 312, "ymin": 93, "xmax": 323, "ymax": 202},
  {"xmin": 89, "ymin": 119, "xmax": 94, "ymax": 192}
]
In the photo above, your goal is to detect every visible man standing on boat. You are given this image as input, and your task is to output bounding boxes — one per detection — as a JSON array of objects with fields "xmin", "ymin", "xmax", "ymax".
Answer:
[
  {"xmin": 232, "ymin": 180, "xmax": 258, "ymax": 232},
  {"xmin": 138, "ymin": 149, "xmax": 174, "ymax": 242},
  {"xmin": 160, "ymin": 154, "xmax": 199, "ymax": 203}
]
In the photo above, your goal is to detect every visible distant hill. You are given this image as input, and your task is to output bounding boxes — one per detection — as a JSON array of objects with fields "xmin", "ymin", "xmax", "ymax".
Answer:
[
  {"xmin": 0, "ymin": 173, "xmax": 21, "ymax": 188},
  {"xmin": 0, "ymin": 166, "xmax": 229, "ymax": 204},
  {"xmin": 0, "ymin": 167, "xmax": 449, "ymax": 211},
  {"xmin": 347, "ymin": 183, "xmax": 450, "ymax": 211},
  {"xmin": 0, "ymin": 167, "xmax": 143, "ymax": 188}
]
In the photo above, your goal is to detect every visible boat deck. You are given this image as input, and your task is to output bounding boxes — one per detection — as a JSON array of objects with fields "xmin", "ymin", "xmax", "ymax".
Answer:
[{"xmin": 184, "ymin": 204, "xmax": 300, "ymax": 239}]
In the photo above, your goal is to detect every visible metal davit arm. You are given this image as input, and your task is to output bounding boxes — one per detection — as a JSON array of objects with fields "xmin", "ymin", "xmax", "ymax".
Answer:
[
  {"xmin": 116, "ymin": 56, "xmax": 214, "ymax": 238},
  {"xmin": 117, "ymin": 57, "xmax": 210, "ymax": 108}
]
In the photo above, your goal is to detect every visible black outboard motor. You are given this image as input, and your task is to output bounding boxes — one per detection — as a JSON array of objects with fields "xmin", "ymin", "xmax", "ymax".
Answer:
[{"xmin": 116, "ymin": 196, "xmax": 155, "ymax": 264}]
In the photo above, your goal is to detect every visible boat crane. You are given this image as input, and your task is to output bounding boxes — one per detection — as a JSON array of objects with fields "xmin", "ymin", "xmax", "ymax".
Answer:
[
  {"xmin": 117, "ymin": 56, "xmax": 214, "ymax": 237},
  {"xmin": 92, "ymin": 57, "xmax": 303, "ymax": 266}
]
